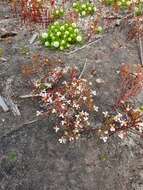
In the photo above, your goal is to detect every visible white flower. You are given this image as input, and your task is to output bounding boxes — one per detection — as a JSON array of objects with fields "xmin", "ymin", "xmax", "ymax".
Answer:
[
  {"xmin": 83, "ymin": 96, "xmax": 87, "ymax": 101},
  {"xmin": 54, "ymin": 126, "xmax": 59, "ymax": 133},
  {"xmin": 36, "ymin": 111, "xmax": 42, "ymax": 116},
  {"xmin": 66, "ymin": 100, "xmax": 71, "ymax": 104},
  {"xmin": 80, "ymin": 111, "xmax": 89, "ymax": 116},
  {"xmin": 118, "ymin": 132, "xmax": 124, "ymax": 139},
  {"xmin": 120, "ymin": 120, "xmax": 127, "ymax": 126},
  {"xmin": 69, "ymin": 137, "xmax": 74, "ymax": 141},
  {"xmin": 94, "ymin": 105, "xmax": 99, "ymax": 112},
  {"xmin": 110, "ymin": 126, "xmax": 115, "ymax": 132},
  {"xmin": 104, "ymin": 130, "xmax": 108, "ymax": 134},
  {"xmin": 92, "ymin": 90, "xmax": 97, "ymax": 96},
  {"xmin": 86, "ymin": 121, "xmax": 90, "ymax": 126},
  {"xmin": 60, "ymin": 96, "xmax": 65, "ymax": 101},
  {"xmin": 52, "ymin": 109, "xmax": 57, "ymax": 113},
  {"xmin": 40, "ymin": 91, "xmax": 47, "ymax": 98},
  {"xmin": 47, "ymin": 97, "xmax": 53, "ymax": 104},
  {"xmin": 84, "ymin": 112, "xmax": 89, "ymax": 116},
  {"xmin": 62, "ymin": 81, "xmax": 67, "ymax": 85},
  {"xmin": 61, "ymin": 120, "xmax": 66, "ymax": 125},
  {"xmin": 138, "ymin": 122, "xmax": 143, "ymax": 127},
  {"xmin": 59, "ymin": 113, "xmax": 64, "ymax": 118},
  {"xmin": 103, "ymin": 111, "xmax": 108, "ymax": 117},
  {"xmin": 84, "ymin": 116, "xmax": 89, "ymax": 121},
  {"xmin": 73, "ymin": 103, "xmax": 80, "ymax": 109},
  {"xmin": 73, "ymin": 129, "xmax": 79, "ymax": 133},
  {"xmin": 77, "ymin": 85, "xmax": 82, "ymax": 91},
  {"xmin": 45, "ymin": 83, "xmax": 52, "ymax": 88},
  {"xmin": 59, "ymin": 137, "xmax": 66, "ymax": 144},
  {"xmin": 63, "ymin": 67, "xmax": 70, "ymax": 73},
  {"xmin": 100, "ymin": 136, "xmax": 108, "ymax": 142}
]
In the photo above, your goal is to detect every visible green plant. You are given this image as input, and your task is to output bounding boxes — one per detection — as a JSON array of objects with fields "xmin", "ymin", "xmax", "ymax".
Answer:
[
  {"xmin": 7, "ymin": 151, "xmax": 17, "ymax": 162},
  {"xmin": 135, "ymin": 1, "xmax": 143, "ymax": 16},
  {"xmin": 0, "ymin": 48, "xmax": 3, "ymax": 57},
  {"xmin": 73, "ymin": 1, "xmax": 96, "ymax": 16},
  {"xmin": 33, "ymin": 65, "xmax": 98, "ymax": 143},
  {"xmin": 99, "ymin": 103, "xmax": 143, "ymax": 142},
  {"xmin": 51, "ymin": 8, "xmax": 64, "ymax": 19},
  {"xmin": 41, "ymin": 21, "xmax": 83, "ymax": 50},
  {"xmin": 103, "ymin": 0, "xmax": 132, "ymax": 10}
]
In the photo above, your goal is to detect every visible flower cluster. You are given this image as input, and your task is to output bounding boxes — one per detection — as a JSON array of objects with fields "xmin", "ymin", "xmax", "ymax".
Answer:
[
  {"xmin": 51, "ymin": 7, "xmax": 64, "ymax": 19},
  {"xmin": 128, "ymin": 16, "xmax": 143, "ymax": 40},
  {"xmin": 135, "ymin": 1, "xmax": 143, "ymax": 16},
  {"xmin": 103, "ymin": 0, "xmax": 143, "ymax": 13},
  {"xmin": 103, "ymin": 0, "xmax": 132, "ymax": 10},
  {"xmin": 34, "ymin": 66, "xmax": 98, "ymax": 143},
  {"xmin": 73, "ymin": 1, "xmax": 96, "ymax": 17},
  {"xmin": 41, "ymin": 21, "xmax": 82, "ymax": 50},
  {"xmin": 12, "ymin": 0, "xmax": 67, "ymax": 25},
  {"xmin": 99, "ymin": 103, "xmax": 143, "ymax": 142},
  {"xmin": 116, "ymin": 64, "xmax": 143, "ymax": 107}
]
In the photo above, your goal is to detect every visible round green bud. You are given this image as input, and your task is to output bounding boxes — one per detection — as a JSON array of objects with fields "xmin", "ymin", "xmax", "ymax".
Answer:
[
  {"xmin": 50, "ymin": 33, "xmax": 54, "ymax": 38},
  {"xmin": 51, "ymin": 36, "xmax": 56, "ymax": 40},
  {"xmin": 65, "ymin": 31, "xmax": 69, "ymax": 35},
  {"xmin": 68, "ymin": 27, "xmax": 73, "ymax": 31},
  {"xmin": 60, "ymin": 46, "xmax": 64, "ymax": 50},
  {"xmin": 45, "ymin": 41, "xmax": 50, "ymax": 47},
  {"xmin": 55, "ymin": 10, "xmax": 59, "ymax": 14},
  {"xmin": 57, "ymin": 31, "xmax": 61, "ymax": 36},
  {"xmin": 126, "ymin": 1, "xmax": 131, "ymax": 6},
  {"xmin": 68, "ymin": 37, "xmax": 72, "ymax": 42},
  {"xmin": 117, "ymin": 1, "xmax": 122, "ymax": 6},
  {"xmin": 54, "ymin": 21, "xmax": 59, "ymax": 26},
  {"xmin": 135, "ymin": 7, "xmax": 139, "ymax": 12},
  {"xmin": 51, "ymin": 25, "xmax": 55, "ymax": 30},
  {"xmin": 67, "ymin": 43, "xmax": 70, "ymax": 48},
  {"xmin": 97, "ymin": 26, "xmax": 103, "ymax": 33},
  {"xmin": 71, "ymin": 23, "xmax": 77, "ymax": 28},
  {"xmin": 76, "ymin": 35, "xmax": 82, "ymax": 42},
  {"xmin": 60, "ymin": 8, "xmax": 64, "ymax": 13},
  {"xmin": 73, "ymin": 2, "xmax": 77, "ymax": 8},
  {"xmin": 53, "ymin": 41, "xmax": 60, "ymax": 48},
  {"xmin": 41, "ymin": 32, "xmax": 48, "ymax": 39},
  {"xmin": 60, "ymin": 25, "xmax": 65, "ymax": 31},
  {"xmin": 61, "ymin": 40, "xmax": 66, "ymax": 45},
  {"xmin": 75, "ymin": 8, "xmax": 79, "ymax": 12},
  {"xmin": 93, "ymin": 6, "xmax": 97, "ymax": 11},
  {"xmin": 82, "ymin": 4, "xmax": 86, "ymax": 9},
  {"xmin": 88, "ymin": 6, "xmax": 92, "ymax": 11},
  {"xmin": 74, "ymin": 28, "xmax": 79, "ymax": 33},
  {"xmin": 81, "ymin": 11, "xmax": 86, "ymax": 16},
  {"xmin": 65, "ymin": 23, "xmax": 69, "ymax": 27}
]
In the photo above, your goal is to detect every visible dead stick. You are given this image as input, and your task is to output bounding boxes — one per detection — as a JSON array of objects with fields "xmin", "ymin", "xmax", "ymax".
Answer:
[
  {"xmin": 19, "ymin": 94, "xmax": 40, "ymax": 98},
  {"xmin": 79, "ymin": 58, "xmax": 87, "ymax": 79},
  {"xmin": 139, "ymin": 37, "xmax": 143, "ymax": 66}
]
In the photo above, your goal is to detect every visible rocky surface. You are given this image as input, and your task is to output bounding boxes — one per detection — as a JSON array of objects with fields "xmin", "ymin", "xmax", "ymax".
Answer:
[{"xmin": 0, "ymin": 2, "xmax": 143, "ymax": 190}]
